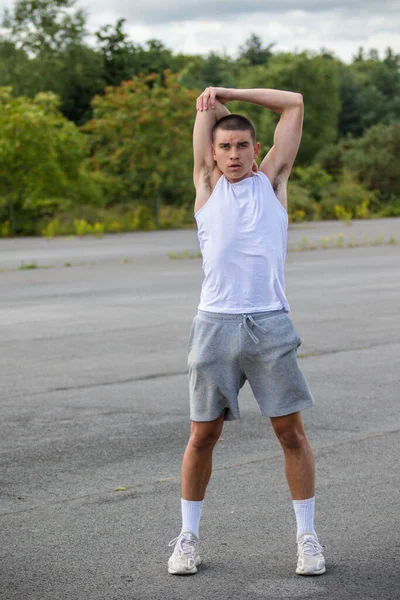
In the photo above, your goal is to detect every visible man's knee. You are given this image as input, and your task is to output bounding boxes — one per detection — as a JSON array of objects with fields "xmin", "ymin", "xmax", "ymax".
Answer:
[
  {"xmin": 189, "ymin": 417, "xmax": 224, "ymax": 451},
  {"xmin": 276, "ymin": 428, "xmax": 306, "ymax": 451},
  {"xmin": 271, "ymin": 413, "xmax": 307, "ymax": 452}
]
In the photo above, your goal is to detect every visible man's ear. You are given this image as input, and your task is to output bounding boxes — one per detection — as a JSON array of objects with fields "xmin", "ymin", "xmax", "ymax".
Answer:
[
  {"xmin": 254, "ymin": 142, "xmax": 261, "ymax": 159},
  {"xmin": 212, "ymin": 144, "xmax": 216, "ymax": 161}
]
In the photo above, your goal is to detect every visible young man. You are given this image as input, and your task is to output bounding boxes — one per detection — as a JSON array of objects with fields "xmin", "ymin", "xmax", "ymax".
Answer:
[{"xmin": 168, "ymin": 87, "xmax": 325, "ymax": 576}]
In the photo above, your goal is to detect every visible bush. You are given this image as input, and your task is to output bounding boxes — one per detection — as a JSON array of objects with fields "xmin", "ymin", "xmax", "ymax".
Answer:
[
  {"xmin": 292, "ymin": 165, "xmax": 333, "ymax": 202},
  {"xmin": 376, "ymin": 198, "xmax": 400, "ymax": 217},
  {"xmin": 342, "ymin": 122, "xmax": 400, "ymax": 202},
  {"xmin": 287, "ymin": 182, "xmax": 319, "ymax": 222},
  {"xmin": 320, "ymin": 170, "xmax": 376, "ymax": 219},
  {"xmin": 334, "ymin": 205, "xmax": 352, "ymax": 223},
  {"xmin": 41, "ymin": 218, "xmax": 62, "ymax": 238},
  {"xmin": 315, "ymin": 143, "xmax": 345, "ymax": 178},
  {"xmin": 0, "ymin": 220, "xmax": 11, "ymax": 237},
  {"xmin": 0, "ymin": 88, "xmax": 92, "ymax": 235},
  {"xmin": 158, "ymin": 205, "xmax": 194, "ymax": 229},
  {"xmin": 130, "ymin": 206, "xmax": 156, "ymax": 231}
]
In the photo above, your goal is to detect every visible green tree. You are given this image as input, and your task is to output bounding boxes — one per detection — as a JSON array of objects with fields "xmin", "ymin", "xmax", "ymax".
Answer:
[
  {"xmin": 338, "ymin": 48, "xmax": 400, "ymax": 137},
  {"xmin": 96, "ymin": 18, "xmax": 137, "ymax": 87},
  {"xmin": 133, "ymin": 39, "xmax": 175, "ymax": 76},
  {"xmin": 0, "ymin": 88, "xmax": 93, "ymax": 234},
  {"xmin": 293, "ymin": 165, "xmax": 332, "ymax": 202},
  {"xmin": 52, "ymin": 44, "xmax": 105, "ymax": 124},
  {"xmin": 235, "ymin": 52, "xmax": 341, "ymax": 164},
  {"xmin": 1, "ymin": 0, "xmax": 106, "ymax": 124},
  {"xmin": 2, "ymin": 0, "xmax": 86, "ymax": 54},
  {"xmin": 178, "ymin": 52, "xmax": 236, "ymax": 89},
  {"xmin": 0, "ymin": 40, "xmax": 35, "ymax": 97},
  {"xmin": 84, "ymin": 72, "xmax": 198, "ymax": 218},
  {"xmin": 239, "ymin": 34, "xmax": 274, "ymax": 66},
  {"xmin": 95, "ymin": 22, "xmax": 178, "ymax": 86},
  {"xmin": 343, "ymin": 121, "xmax": 400, "ymax": 202}
]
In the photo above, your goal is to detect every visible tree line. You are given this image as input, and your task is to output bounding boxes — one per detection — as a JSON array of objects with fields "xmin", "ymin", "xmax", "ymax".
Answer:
[{"xmin": 1, "ymin": 0, "xmax": 399, "ymax": 237}]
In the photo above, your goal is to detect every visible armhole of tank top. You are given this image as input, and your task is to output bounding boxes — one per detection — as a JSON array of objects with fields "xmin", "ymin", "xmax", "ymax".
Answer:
[
  {"xmin": 194, "ymin": 174, "xmax": 224, "ymax": 219},
  {"xmin": 258, "ymin": 172, "xmax": 288, "ymax": 219}
]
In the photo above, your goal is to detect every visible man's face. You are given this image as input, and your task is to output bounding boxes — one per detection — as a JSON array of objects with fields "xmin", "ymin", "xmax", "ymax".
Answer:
[{"xmin": 212, "ymin": 129, "xmax": 260, "ymax": 182}]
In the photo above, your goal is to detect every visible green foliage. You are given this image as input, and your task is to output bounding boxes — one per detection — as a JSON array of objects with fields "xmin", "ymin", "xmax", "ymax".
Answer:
[
  {"xmin": 84, "ymin": 72, "xmax": 198, "ymax": 215},
  {"xmin": 37, "ymin": 202, "xmax": 193, "ymax": 237},
  {"xmin": 52, "ymin": 44, "xmax": 106, "ymax": 124},
  {"xmin": 96, "ymin": 20, "xmax": 176, "ymax": 88},
  {"xmin": 158, "ymin": 205, "xmax": 194, "ymax": 229},
  {"xmin": 0, "ymin": 1, "xmax": 105, "ymax": 124},
  {"xmin": 235, "ymin": 52, "xmax": 341, "ymax": 164},
  {"xmin": 334, "ymin": 205, "xmax": 352, "ymax": 223},
  {"xmin": 0, "ymin": 87, "xmax": 99, "ymax": 234},
  {"xmin": 0, "ymin": 41, "xmax": 34, "ymax": 97},
  {"xmin": 73, "ymin": 219, "xmax": 105, "ymax": 237},
  {"xmin": 320, "ymin": 170, "xmax": 376, "ymax": 219},
  {"xmin": 342, "ymin": 122, "xmax": 400, "ymax": 202},
  {"xmin": 376, "ymin": 200, "xmax": 400, "ymax": 218},
  {"xmin": 338, "ymin": 48, "xmax": 400, "ymax": 138},
  {"xmin": 2, "ymin": 0, "xmax": 87, "ymax": 55},
  {"xmin": 0, "ymin": 220, "xmax": 11, "ymax": 237},
  {"xmin": 96, "ymin": 18, "xmax": 135, "ymax": 87},
  {"xmin": 41, "ymin": 218, "xmax": 61, "ymax": 238},
  {"xmin": 19, "ymin": 262, "xmax": 39, "ymax": 270},
  {"xmin": 178, "ymin": 52, "xmax": 236, "ymax": 90},
  {"xmin": 0, "ymin": 3, "xmax": 398, "ymax": 235},
  {"xmin": 287, "ymin": 169, "xmax": 376, "ymax": 222},
  {"xmin": 238, "ymin": 34, "xmax": 274, "ymax": 66},
  {"xmin": 293, "ymin": 165, "xmax": 332, "ymax": 202},
  {"xmin": 287, "ymin": 182, "xmax": 317, "ymax": 222},
  {"xmin": 315, "ymin": 141, "xmax": 348, "ymax": 178}
]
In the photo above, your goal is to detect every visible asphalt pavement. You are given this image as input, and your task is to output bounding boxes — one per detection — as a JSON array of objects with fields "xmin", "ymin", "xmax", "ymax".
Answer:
[{"xmin": 1, "ymin": 219, "xmax": 399, "ymax": 600}]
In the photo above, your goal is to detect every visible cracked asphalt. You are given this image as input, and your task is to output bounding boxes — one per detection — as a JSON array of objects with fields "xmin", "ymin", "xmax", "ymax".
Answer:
[{"xmin": 1, "ymin": 219, "xmax": 400, "ymax": 600}]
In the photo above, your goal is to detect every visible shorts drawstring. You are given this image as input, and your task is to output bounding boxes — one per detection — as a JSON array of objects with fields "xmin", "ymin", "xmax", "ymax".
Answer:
[{"xmin": 242, "ymin": 314, "xmax": 269, "ymax": 344}]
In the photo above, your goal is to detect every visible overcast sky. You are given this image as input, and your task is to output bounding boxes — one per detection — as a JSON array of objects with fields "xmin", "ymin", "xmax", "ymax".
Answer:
[{"xmin": 1, "ymin": 0, "xmax": 400, "ymax": 61}]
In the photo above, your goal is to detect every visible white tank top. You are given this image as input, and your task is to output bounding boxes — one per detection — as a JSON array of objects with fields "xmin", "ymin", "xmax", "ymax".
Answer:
[{"xmin": 195, "ymin": 171, "xmax": 289, "ymax": 313}]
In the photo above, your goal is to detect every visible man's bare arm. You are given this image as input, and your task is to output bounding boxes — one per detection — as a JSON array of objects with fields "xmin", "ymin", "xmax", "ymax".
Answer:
[
  {"xmin": 193, "ymin": 94, "xmax": 229, "ymax": 189},
  {"xmin": 199, "ymin": 87, "xmax": 303, "ymax": 208}
]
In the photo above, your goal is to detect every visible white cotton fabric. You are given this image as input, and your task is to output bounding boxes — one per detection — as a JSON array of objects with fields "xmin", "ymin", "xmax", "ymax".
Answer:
[{"xmin": 195, "ymin": 172, "xmax": 289, "ymax": 314}]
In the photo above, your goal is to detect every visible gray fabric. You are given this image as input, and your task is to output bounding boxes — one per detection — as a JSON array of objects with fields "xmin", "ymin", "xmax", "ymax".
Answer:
[{"xmin": 188, "ymin": 310, "xmax": 315, "ymax": 422}]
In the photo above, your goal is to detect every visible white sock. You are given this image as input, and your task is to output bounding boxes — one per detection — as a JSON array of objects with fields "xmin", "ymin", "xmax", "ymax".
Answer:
[
  {"xmin": 180, "ymin": 499, "xmax": 204, "ymax": 539},
  {"xmin": 292, "ymin": 497, "xmax": 317, "ymax": 539}
]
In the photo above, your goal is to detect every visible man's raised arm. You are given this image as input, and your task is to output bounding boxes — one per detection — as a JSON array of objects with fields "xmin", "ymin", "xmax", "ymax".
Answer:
[
  {"xmin": 193, "ymin": 90, "xmax": 229, "ymax": 189},
  {"xmin": 195, "ymin": 87, "xmax": 303, "ymax": 208}
]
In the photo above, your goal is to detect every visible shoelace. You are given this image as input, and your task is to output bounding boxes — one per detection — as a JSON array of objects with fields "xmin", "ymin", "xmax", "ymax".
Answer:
[
  {"xmin": 168, "ymin": 534, "xmax": 196, "ymax": 557},
  {"xmin": 298, "ymin": 536, "xmax": 323, "ymax": 556}
]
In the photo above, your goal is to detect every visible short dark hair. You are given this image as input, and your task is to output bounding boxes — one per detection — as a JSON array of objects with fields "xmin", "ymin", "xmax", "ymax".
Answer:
[{"xmin": 212, "ymin": 114, "xmax": 256, "ymax": 145}]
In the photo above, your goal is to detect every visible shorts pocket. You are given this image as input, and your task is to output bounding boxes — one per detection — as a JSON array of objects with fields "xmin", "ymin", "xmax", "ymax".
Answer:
[
  {"xmin": 282, "ymin": 312, "xmax": 302, "ymax": 347},
  {"xmin": 187, "ymin": 316, "xmax": 198, "ymax": 354}
]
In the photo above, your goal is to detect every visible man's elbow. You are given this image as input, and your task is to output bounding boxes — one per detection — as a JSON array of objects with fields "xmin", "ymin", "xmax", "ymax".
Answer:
[{"xmin": 294, "ymin": 93, "xmax": 303, "ymax": 107}]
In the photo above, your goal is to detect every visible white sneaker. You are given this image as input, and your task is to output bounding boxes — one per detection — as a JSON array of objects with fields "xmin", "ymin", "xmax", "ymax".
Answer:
[
  {"xmin": 168, "ymin": 531, "xmax": 201, "ymax": 575},
  {"xmin": 296, "ymin": 532, "xmax": 326, "ymax": 575}
]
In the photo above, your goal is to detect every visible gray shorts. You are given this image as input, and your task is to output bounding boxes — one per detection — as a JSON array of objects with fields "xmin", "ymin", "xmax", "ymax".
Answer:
[{"xmin": 187, "ymin": 309, "xmax": 314, "ymax": 421}]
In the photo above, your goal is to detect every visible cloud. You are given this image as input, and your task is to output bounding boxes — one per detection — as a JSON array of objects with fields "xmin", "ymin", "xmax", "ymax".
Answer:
[
  {"xmin": 116, "ymin": 6, "xmax": 400, "ymax": 61},
  {"xmin": 107, "ymin": 0, "xmax": 400, "ymax": 25},
  {"xmin": 0, "ymin": 0, "xmax": 398, "ymax": 62},
  {"xmin": 79, "ymin": 0, "xmax": 400, "ymax": 62}
]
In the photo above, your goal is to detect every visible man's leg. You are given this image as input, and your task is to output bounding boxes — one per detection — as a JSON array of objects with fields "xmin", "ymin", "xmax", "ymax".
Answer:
[
  {"xmin": 270, "ymin": 411, "xmax": 315, "ymax": 501},
  {"xmin": 168, "ymin": 410, "xmax": 225, "ymax": 575},
  {"xmin": 270, "ymin": 411, "xmax": 325, "ymax": 575},
  {"xmin": 182, "ymin": 410, "xmax": 226, "ymax": 502}
]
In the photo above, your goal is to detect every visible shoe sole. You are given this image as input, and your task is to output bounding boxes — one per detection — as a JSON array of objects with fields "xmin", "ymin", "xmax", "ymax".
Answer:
[
  {"xmin": 296, "ymin": 565, "xmax": 326, "ymax": 576},
  {"xmin": 168, "ymin": 556, "xmax": 202, "ymax": 575}
]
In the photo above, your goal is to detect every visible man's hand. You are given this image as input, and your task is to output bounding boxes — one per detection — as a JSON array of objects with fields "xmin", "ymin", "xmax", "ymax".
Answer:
[{"xmin": 196, "ymin": 87, "xmax": 232, "ymax": 111}]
